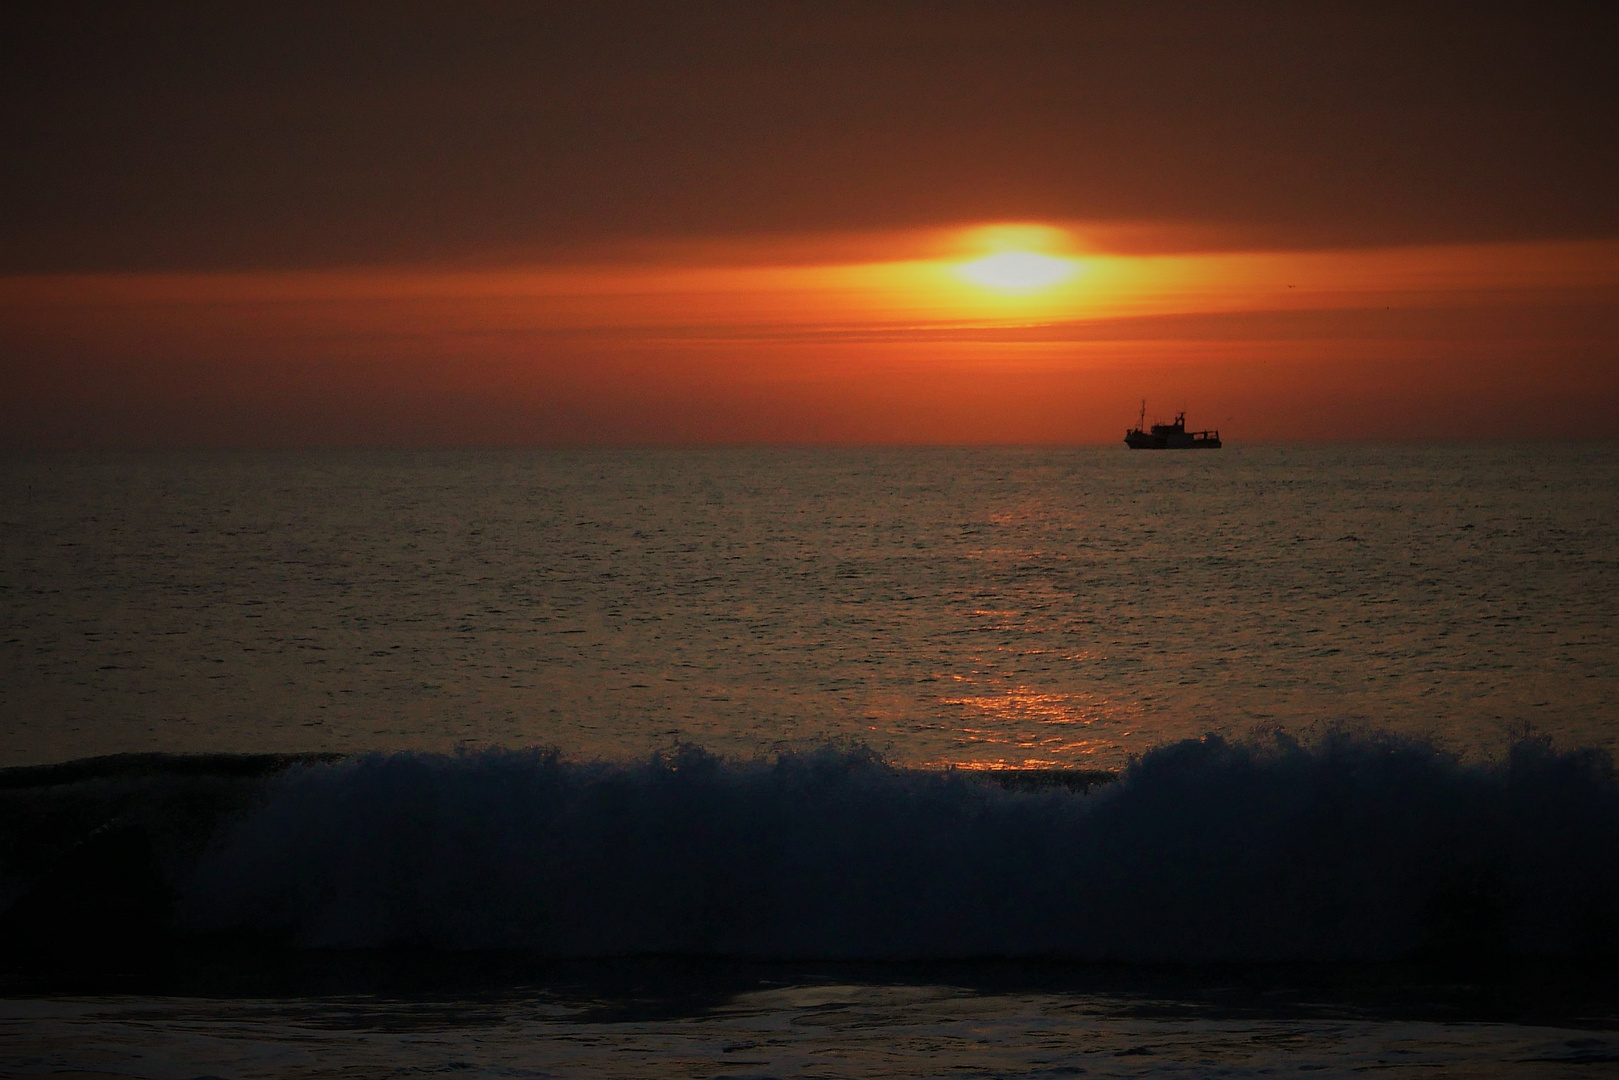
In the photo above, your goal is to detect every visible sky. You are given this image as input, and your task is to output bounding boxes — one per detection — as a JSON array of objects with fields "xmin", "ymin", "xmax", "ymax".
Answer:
[{"xmin": 2, "ymin": 2, "xmax": 1615, "ymax": 446}]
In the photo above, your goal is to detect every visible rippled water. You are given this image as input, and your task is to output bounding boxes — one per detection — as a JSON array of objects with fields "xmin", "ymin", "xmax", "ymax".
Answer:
[
  {"xmin": 5, "ymin": 443, "xmax": 1619, "ymax": 1077},
  {"xmin": 7, "ymin": 978, "xmax": 1619, "ymax": 1079},
  {"xmin": 3, "ymin": 444, "xmax": 1616, "ymax": 769}
]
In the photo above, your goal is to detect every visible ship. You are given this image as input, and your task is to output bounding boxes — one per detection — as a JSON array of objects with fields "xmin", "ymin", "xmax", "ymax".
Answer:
[{"xmin": 1124, "ymin": 401, "xmax": 1221, "ymax": 449}]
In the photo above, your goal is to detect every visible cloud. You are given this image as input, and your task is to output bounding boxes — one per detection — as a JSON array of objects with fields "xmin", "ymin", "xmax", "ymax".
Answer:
[{"xmin": 3, "ymin": 5, "xmax": 1615, "ymax": 273}]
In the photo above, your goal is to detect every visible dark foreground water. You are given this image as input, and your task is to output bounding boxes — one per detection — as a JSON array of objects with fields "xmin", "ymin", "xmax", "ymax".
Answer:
[
  {"xmin": 4, "ymin": 738, "xmax": 1619, "ymax": 1076},
  {"xmin": 3, "ymin": 444, "xmax": 1618, "ymax": 1076},
  {"xmin": 8, "ymin": 962, "xmax": 1619, "ymax": 1079}
]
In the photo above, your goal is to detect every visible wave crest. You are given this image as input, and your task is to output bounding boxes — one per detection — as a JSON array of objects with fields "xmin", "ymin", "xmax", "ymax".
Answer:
[{"xmin": 179, "ymin": 734, "xmax": 1619, "ymax": 961}]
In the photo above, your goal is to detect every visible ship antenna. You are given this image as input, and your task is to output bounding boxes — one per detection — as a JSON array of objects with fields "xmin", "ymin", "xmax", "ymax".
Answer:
[{"xmin": 1138, "ymin": 398, "xmax": 1146, "ymax": 429}]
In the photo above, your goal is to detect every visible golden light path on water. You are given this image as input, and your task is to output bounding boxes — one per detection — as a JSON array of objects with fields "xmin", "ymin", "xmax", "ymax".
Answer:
[{"xmin": 928, "ymin": 642, "xmax": 1148, "ymax": 769}]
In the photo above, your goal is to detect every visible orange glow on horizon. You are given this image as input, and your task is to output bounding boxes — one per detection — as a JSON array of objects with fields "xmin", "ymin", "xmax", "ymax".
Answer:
[
  {"xmin": 9, "ymin": 226, "xmax": 1611, "ymax": 322},
  {"xmin": 3, "ymin": 223, "xmax": 1616, "ymax": 447}
]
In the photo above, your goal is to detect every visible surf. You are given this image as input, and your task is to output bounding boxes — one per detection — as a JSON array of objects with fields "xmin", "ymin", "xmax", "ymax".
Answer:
[
  {"xmin": 157, "ymin": 732, "xmax": 1619, "ymax": 961},
  {"xmin": 5, "ymin": 732, "xmax": 1617, "ymax": 965}
]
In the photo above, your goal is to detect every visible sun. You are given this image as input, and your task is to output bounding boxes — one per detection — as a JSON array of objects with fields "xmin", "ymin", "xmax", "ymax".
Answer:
[{"xmin": 957, "ymin": 250, "xmax": 1078, "ymax": 292}]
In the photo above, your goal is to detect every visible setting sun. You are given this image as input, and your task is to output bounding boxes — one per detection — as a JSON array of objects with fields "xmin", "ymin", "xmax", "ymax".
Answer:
[{"xmin": 958, "ymin": 250, "xmax": 1078, "ymax": 291}]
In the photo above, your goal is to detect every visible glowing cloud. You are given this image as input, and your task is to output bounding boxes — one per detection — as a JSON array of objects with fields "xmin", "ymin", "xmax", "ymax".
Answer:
[{"xmin": 2, "ymin": 227, "xmax": 1615, "ymax": 446}]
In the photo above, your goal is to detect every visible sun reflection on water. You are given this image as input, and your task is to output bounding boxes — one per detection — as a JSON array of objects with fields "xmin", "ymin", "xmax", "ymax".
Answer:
[{"xmin": 928, "ymin": 683, "xmax": 1147, "ymax": 770}]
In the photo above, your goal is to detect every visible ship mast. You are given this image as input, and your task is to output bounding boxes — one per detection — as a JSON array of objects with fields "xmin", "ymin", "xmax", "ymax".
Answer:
[{"xmin": 1138, "ymin": 399, "xmax": 1147, "ymax": 430}]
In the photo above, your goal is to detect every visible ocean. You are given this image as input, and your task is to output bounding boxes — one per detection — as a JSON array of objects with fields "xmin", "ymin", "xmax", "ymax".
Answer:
[{"xmin": 3, "ymin": 443, "xmax": 1618, "ymax": 1077}]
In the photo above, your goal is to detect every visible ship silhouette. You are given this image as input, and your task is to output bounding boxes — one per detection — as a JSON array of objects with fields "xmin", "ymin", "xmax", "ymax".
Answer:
[{"xmin": 1124, "ymin": 401, "xmax": 1221, "ymax": 449}]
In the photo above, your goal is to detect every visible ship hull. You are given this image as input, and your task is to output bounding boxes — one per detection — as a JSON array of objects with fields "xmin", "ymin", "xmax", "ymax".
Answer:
[{"xmin": 1124, "ymin": 433, "xmax": 1222, "ymax": 449}]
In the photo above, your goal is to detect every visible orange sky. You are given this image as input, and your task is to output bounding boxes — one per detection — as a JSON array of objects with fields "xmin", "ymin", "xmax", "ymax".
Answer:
[
  {"xmin": 3, "ymin": 224, "xmax": 1615, "ymax": 445},
  {"xmin": 4, "ymin": 8, "xmax": 1616, "ymax": 446}
]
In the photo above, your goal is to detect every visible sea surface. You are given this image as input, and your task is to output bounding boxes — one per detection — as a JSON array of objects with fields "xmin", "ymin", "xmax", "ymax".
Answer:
[
  {"xmin": 3, "ymin": 443, "xmax": 1618, "ymax": 1077},
  {"xmin": 4, "ymin": 443, "xmax": 1617, "ymax": 768}
]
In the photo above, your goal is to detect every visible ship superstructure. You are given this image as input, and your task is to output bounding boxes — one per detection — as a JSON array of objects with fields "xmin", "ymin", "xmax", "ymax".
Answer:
[{"xmin": 1124, "ymin": 402, "xmax": 1221, "ymax": 449}]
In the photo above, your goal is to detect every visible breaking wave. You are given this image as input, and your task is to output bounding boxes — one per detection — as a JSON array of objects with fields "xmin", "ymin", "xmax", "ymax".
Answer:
[{"xmin": 173, "ymin": 733, "xmax": 1619, "ymax": 961}]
